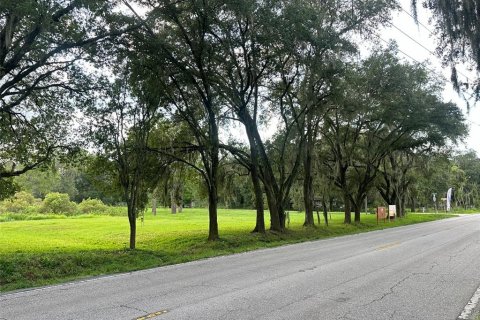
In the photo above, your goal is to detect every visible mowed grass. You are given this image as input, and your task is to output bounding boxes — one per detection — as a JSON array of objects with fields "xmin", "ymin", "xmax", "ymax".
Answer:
[{"xmin": 0, "ymin": 208, "xmax": 454, "ymax": 292}]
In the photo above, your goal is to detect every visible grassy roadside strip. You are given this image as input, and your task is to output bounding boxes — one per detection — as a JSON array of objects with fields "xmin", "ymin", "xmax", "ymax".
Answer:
[{"xmin": 0, "ymin": 210, "xmax": 455, "ymax": 292}]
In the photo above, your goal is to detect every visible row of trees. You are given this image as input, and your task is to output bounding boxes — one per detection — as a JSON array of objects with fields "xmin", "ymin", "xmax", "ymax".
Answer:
[
  {"xmin": 0, "ymin": 0, "xmax": 476, "ymax": 248},
  {"xmin": 8, "ymin": 149, "xmax": 480, "ymax": 214}
]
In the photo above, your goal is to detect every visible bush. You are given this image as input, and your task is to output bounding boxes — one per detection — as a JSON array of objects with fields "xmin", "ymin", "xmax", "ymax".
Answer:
[
  {"xmin": 78, "ymin": 198, "xmax": 107, "ymax": 214},
  {"xmin": 42, "ymin": 193, "xmax": 77, "ymax": 215},
  {"xmin": 0, "ymin": 191, "xmax": 40, "ymax": 213}
]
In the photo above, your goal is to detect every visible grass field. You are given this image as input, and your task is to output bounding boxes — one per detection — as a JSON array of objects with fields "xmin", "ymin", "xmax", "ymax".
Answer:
[{"xmin": 0, "ymin": 208, "xmax": 455, "ymax": 292}]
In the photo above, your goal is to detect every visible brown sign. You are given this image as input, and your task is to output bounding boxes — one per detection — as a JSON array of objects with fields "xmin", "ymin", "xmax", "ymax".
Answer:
[{"xmin": 377, "ymin": 207, "xmax": 387, "ymax": 223}]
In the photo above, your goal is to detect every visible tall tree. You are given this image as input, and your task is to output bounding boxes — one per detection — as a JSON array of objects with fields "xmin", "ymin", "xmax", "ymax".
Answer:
[
  {"xmin": 88, "ymin": 75, "xmax": 164, "ymax": 249},
  {"xmin": 124, "ymin": 0, "xmax": 226, "ymax": 240}
]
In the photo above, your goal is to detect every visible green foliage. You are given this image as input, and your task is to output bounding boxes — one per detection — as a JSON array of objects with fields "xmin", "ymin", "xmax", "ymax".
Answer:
[
  {"xmin": 0, "ymin": 189, "xmax": 126, "ymax": 217},
  {"xmin": 41, "ymin": 193, "xmax": 77, "ymax": 215},
  {"xmin": 217, "ymin": 164, "xmax": 254, "ymax": 209},
  {"xmin": 0, "ymin": 191, "xmax": 40, "ymax": 213},
  {"xmin": 78, "ymin": 198, "xmax": 107, "ymax": 214},
  {"xmin": 15, "ymin": 169, "xmax": 62, "ymax": 199},
  {"xmin": 0, "ymin": 0, "xmax": 122, "ymax": 180},
  {"xmin": 0, "ymin": 178, "xmax": 18, "ymax": 201},
  {"xmin": 14, "ymin": 162, "xmax": 122, "ymax": 204}
]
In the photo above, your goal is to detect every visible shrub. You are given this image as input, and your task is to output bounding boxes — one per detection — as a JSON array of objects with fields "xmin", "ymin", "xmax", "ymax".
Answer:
[
  {"xmin": 42, "ymin": 193, "xmax": 77, "ymax": 215},
  {"xmin": 78, "ymin": 198, "xmax": 107, "ymax": 214},
  {"xmin": 0, "ymin": 191, "xmax": 40, "ymax": 213}
]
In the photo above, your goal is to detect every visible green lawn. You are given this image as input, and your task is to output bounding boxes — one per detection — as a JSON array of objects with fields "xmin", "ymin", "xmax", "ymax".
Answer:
[{"xmin": 0, "ymin": 208, "xmax": 454, "ymax": 292}]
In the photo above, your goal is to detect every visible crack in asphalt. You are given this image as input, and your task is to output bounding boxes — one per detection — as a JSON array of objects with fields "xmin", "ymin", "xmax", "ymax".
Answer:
[
  {"xmin": 338, "ymin": 311, "xmax": 355, "ymax": 320},
  {"xmin": 119, "ymin": 304, "xmax": 148, "ymax": 314},
  {"xmin": 363, "ymin": 273, "xmax": 417, "ymax": 306},
  {"xmin": 448, "ymin": 241, "xmax": 476, "ymax": 262},
  {"xmin": 363, "ymin": 271, "xmax": 434, "ymax": 308},
  {"xmin": 389, "ymin": 309, "xmax": 397, "ymax": 320}
]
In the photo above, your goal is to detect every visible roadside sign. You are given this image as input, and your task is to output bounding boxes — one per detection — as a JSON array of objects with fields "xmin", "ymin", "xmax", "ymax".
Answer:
[
  {"xmin": 377, "ymin": 207, "xmax": 386, "ymax": 224},
  {"xmin": 389, "ymin": 205, "xmax": 396, "ymax": 219}
]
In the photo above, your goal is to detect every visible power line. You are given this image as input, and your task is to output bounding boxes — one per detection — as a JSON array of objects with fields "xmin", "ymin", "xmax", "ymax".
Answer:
[
  {"xmin": 399, "ymin": 5, "xmax": 434, "ymax": 35},
  {"xmin": 388, "ymin": 22, "xmax": 437, "ymax": 57},
  {"xmin": 373, "ymin": 33, "xmax": 447, "ymax": 81},
  {"xmin": 396, "ymin": 6, "xmax": 474, "ymax": 84},
  {"xmin": 374, "ymin": 32, "xmax": 477, "ymax": 102}
]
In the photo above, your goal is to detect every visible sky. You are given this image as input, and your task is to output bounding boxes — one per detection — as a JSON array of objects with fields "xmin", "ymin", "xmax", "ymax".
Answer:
[{"xmin": 380, "ymin": 0, "xmax": 480, "ymax": 154}]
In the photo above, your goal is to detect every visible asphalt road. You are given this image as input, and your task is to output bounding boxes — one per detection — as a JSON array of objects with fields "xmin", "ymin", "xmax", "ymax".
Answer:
[{"xmin": 2, "ymin": 214, "xmax": 480, "ymax": 320}]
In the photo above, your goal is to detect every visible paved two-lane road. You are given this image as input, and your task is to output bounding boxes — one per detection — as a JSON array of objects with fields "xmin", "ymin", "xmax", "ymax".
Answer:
[{"xmin": 2, "ymin": 215, "xmax": 480, "ymax": 320}]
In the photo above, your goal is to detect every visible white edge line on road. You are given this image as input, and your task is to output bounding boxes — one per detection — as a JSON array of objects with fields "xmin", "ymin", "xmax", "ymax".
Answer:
[{"xmin": 458, "ymin": 285, "xmax": 480, "ymax": 319}]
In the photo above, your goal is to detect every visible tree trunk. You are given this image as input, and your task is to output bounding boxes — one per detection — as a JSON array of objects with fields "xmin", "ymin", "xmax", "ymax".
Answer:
[
  {"xmin": 127, "ymin": 204, "xmax": 136, "ymax": 249},
  {"xmin": 208, "ymin": 185, "xmax": 219, "ymax": 241},
  {"xmin": 240, "ymin": 107, "xmax": 286, "ymax": 232},
  {"xmin": 265, "ymin": 184, "xmax": 282, "ymax": 231},
  {"xmin": 129, "ymin": 217, "xmax": 136, "ymax": 249},
  {"xmin": 354, "ymin": 204, "xmax": 361, "ymax": 223},
  {"xmin": 251, "ymin": 165, "xmax": 265, "ymax": 233},
  {"xmin": 401, "ymin": 194, "xmax": 406, "ymax": 217},
  {"xmin": 207, "ymin": 106, "xmax": 220, "ymax": 241},
  {"xmin": 243, "ymin": 112, "xmax": 281, "ymax": 232},
  {"xmin": 163, "ymin": 182, "xmax": 169, "ymax": 207},
  {"xmin": 303, "ymin": 125, "xmax": 315, "ymax": 227},
  {"xmin": 395, "ymin": 195, "xmax": 404, "ymax": 218},
  {"xmin": 322, "ymin": 199, "xmax": 329, "ymax": 226},
  {"xmin": 277, "ymin": 198, "xmax": 286, "ymax": 230},
  {"xmin": 152, "ymin": 198, "xmax": 157, "ymax": 216},
  {"xmin": 170, "ymin": 185, "xmax": 177, "ymax": 214},
  {"xmin": 248, "ymin": 133, "xmax": 265, "ymax": 234},
  {"xmin": 344, "ymin": 194, "xmax": 351, "ymax": 224}
]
